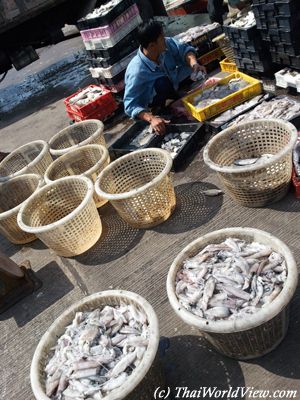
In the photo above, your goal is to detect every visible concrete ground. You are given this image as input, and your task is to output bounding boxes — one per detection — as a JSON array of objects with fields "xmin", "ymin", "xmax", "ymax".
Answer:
[{"xmin": 0, "ymin": 30, "xmax": 300, "ymax": 400}]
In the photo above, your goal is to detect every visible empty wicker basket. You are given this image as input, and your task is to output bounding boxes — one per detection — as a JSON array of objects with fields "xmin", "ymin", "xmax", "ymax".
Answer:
[
  {"xmin": 0, "ymin": 140, "xmax": 53, "ymax": 182},
  {"xmin": 17, "ymin": 176, "xmax": 102, "ymax": 257},
  {"xmin": 44, "ymin": 144, "xmax": 110, "ymax": 208},
  {"xmin": 95, "ymin": 148, "xmax": 176, "ymax": 228},
  {"xmin": 31, "ymin": 290, "xmax": 162, "ymax": 400},
  {"xmin": 203, "ymin": 119, "xmax": 298, "ymax": 207},
  {"xmin": 167, "ymin": 227, "xmax": 298, "ymax": 360},
  {"xmin": 49, "ymin": 120, "xmax": 106, "ymax": 158},
  {"xmin": 0, "ymin": 174, "xmax": 42, "ymax": 244}
]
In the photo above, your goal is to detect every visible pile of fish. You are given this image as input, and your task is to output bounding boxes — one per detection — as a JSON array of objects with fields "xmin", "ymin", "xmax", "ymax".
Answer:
[
  {"xmin": 176, "ymin": 238, "xmax": 287, "ymax": 321},
  {"xmin": 161, "ymin": 132, "xmax": 191, "ymax": 158},
  {"xmin": 227, "ymin": 96, "xmax": 300, "ymax": 127},
  {"xmin": 209, "ymin": 94, "xmax": 267, "ymax": 126},
  {"xmin": 229, "ymin": 11, "xmax": 256, "ymax": 29},
  {"xmin": 44, "ymin": 304, "xmax": 149, "ymax": 400},
  {"xmin": 193, "ymin": 78, "xmax": 249, "ymax": 110},
  {"xmin": 83, "ymin": 0, "xmax": 122, "ymax": 19},
  {"xmin": 69, "ymin": 87, "xmax": 104, "ymax": 107},
  {"xmin": 130, "ymin": 126, "xmax": 156, "ymax": 148},
  {"xmin": 175, "ymin": 23, "xmax": 220, "ymax": 44}
]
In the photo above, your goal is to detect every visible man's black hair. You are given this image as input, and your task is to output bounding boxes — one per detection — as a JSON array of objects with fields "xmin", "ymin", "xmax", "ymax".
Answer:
[{"xmin": 137, "ymin": 20, "xmax": 164, "ymax": 49}]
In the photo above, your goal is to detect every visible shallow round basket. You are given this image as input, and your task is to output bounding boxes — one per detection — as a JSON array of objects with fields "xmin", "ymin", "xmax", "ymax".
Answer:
[
  {"xmin": 49, "ymin": 120, "xmax": 106, "ymax": 158},
  {"xmin": 167, "ymin": 227, "xmax": 298, "ymax": 360},
  {"xmin": 44, "ymin": 144, "xmax": 110, "ymax": 208},
  {"xmin": 0, "ymin": 140, "xmax": 53, "ymax": 182},
  {"xmin": 203, "ymin": 119, "xmax": 298, "ymax": 207},
  {"xmin": 0, "ymin": 174, "xmax": 43, "ymax": 244},
  {"xmin": 95, "ymin": 148, "xmax": 176, "ymax": 229},
  {"xmin": 31, "ymin": 290, "xmax": 162, "ymax": 400},
  {"xmin": 17, "ymin": 176, "xmax": 102, "ymax": 257}
]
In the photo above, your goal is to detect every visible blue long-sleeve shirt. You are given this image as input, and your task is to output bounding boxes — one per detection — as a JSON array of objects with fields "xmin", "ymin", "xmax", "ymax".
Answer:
[{"xmin": 124, "ymin": 37, "xmax": 196, "ymax": 119}]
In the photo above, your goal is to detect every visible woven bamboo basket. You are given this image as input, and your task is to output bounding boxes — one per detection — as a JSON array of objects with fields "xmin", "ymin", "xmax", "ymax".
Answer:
[
  {"xmin": 17, "ymin": 176, "xmax": 102, "ymax": 257},
  {"xmin": 0, "ymin": 174, "xmax": 43, "ymax": 244},
  {"xmin": 203, "ymin": 119, "xmax": 298, "ymax": 207},
  {"xmin": 0, "ymin": 140, "xmax": 52, "ymax": 182},
  {"xmin": 49, "ymin": 120, "xmax": 106, "ymax": 158},
  {"xmin": 95, "ymin": 148, "xmax": 176, "ymax": 228},
  {"xmin": 167, "ymin": 227, "xmax": 298, "ymax": 360},
  {"xmin": 212, "ymin": 33, "xmax": 235, "ymax": 63},
  {"xmin": 44, "ymin": 144, "xmax": 110, "ymax": 208},
  {"xmin": 31, "ymin": 290, "xmax": 163, "ymax": 400}
]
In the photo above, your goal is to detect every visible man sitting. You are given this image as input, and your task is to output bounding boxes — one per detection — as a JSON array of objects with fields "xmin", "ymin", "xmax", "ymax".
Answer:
[{"xmin": 124, "ymin": 20, "xmax": 206, "ymax": 134}]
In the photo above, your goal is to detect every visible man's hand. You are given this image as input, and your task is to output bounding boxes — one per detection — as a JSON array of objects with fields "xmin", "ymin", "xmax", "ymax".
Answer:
[
  {"xmin": 150, "ymin": 116, "xmax": 170, "ymax": 135},
  {"xmin": 190, "ymin": 62, "xmax": 207, "ymax": 82},
  {"xmin": 138, "ymin": 111, "xmax": 170, "ymax": 135},
  {"xmin": 192, "ymin": 62, "xmax": 207, "ymax": 75}
]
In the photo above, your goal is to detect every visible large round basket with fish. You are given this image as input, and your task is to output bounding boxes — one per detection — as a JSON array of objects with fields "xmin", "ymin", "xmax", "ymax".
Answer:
[
  {"xmin": 95, "ymin": 148, "xmax": 175, "ymax": 229},
  {"xmin": 203, "ymin": 119, "xmax": 298, "ymax": 207},
  {"xmin": 49, "ymin": 120, "xmax": 106, "ymax": 158},
  {"xmin": 167, "ymin": 228, "xmax": 298, "ymax": 359},
  {"xmin": 31, "ymin": 291, "xmax": 162, "ymax": 400}
]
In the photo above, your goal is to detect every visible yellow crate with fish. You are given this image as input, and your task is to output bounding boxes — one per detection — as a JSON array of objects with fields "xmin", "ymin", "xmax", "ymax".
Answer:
[
  {"xmin": 182, "ymin": 72, "xmax": 262, "ymax": 122},
  {"xmin": 220, "ymin": 58, "xmax": 238, "ymax": 73}
]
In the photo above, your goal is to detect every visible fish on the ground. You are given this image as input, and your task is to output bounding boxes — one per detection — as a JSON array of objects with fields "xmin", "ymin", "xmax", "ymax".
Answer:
[
  {"xmin": 227, "ymin": 96, "xmax": 300, "ymax": 127},
  {"xmin": 176, "ymin": 237, "xmax": 287, "ymax": 321},
  {"xmin": 44, "ymin": 304, "xmax": 149, "ymax": 400},
  {"xmin": 202, "ymin": 189, "xmax": 223, "ymax": 196},
  {"xmin": 209, "ymin": 94, "xmax": 267, "ymax": 126}
]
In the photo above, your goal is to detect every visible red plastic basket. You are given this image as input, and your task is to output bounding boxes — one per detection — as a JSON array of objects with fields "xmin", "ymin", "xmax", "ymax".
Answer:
[
  {"xmin": 64, "ymin": 85, "xmax": 118, "ymax": 121},
  {"xmin": 292, "ymin": 168, "xmax": 300, "ymax": 198}
]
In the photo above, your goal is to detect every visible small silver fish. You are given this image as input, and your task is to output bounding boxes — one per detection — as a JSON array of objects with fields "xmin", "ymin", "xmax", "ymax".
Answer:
[{"xmin": 202, "ymin": 189, "xmax": 224, "ymax": 197}]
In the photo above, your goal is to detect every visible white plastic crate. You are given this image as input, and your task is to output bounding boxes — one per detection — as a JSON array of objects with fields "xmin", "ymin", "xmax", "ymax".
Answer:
[
  {"xmin": 84, "ymin": 13, "xmax": 142, "ymax": 50},
  {"xmin": 80, "ymin": 4, "xmax": 139, "ymax": 41},
  {"xmin": 275, "ymin": 68, "xmax": 300, "ymax": 93},
  {"xmin": 89, "ymin": 50, "xmax": 137, "ymax": 79}
]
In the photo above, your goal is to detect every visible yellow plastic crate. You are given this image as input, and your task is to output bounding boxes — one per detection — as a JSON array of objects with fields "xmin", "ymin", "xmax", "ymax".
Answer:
[
  {"xmin": 220, "ymin": 58, "xmax": 238, "ymax": 73},
  {"xmin": 182, "ymin": 72, "xmax": 262, "ymax": 122}
]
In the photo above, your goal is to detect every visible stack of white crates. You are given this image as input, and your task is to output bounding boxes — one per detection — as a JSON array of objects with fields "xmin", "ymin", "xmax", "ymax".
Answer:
[{"xmin": 77, "ymin": 0, "xmax": 142, "ymax": 92}]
